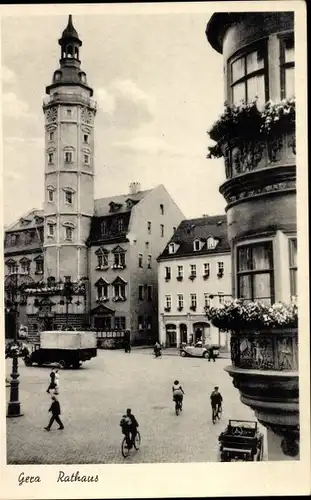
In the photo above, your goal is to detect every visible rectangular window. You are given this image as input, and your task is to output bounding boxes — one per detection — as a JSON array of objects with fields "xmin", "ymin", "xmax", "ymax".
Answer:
[
  {"xmin": 289, "ymin": 238, "xmax": 297, "ymax": 298},
  {"xmin": 83, "ymin": 134, "xmax": 89, "ymax": 144},
  {"xmin": 138, "ymin": 285, "xmax": 144, "ymax": 300},
  {"xmin": 217, "ymin": 262, "xmax": 224, "ymax": 277},
  {"xmin": 65, "ymin": 227, "xmax": 73, "ymax": 240},
  {"xmin": 160, "ymin": 204, "xmax": 164, "ymax": 215},
  {"xmin": 165, "ymin": 295, "xmax": 171, "ymax": 309},
  {"xmin": 138, "ymin": 316, "xmax": 144, "ymax": 330},
  {"xmin": 177, "ymin": 265, "xmax": 183, "ymax": 278},
  {"xmin": 21, "ymin": 261, "xmax": 30, "ymax": 274},
  {"xmin": 115, "ymin": 316, "xmax": 126, "ymax": 330},
  {"xmin": 114, "ymin": 252, "xmax": 125, "ymax": 267},
  {"xmin": 48, "ymin": 190, "xmax": 54, "ymax": 202},
  {"xmin": 35, "ymin": 260, "xmax": 43, "ymax": 274},
  {"xmin": 97, "ymin": 283, "xmax": 108, "ymax": 300},
  {"xmin": 147, "ymin": 285, "xmax": 152, "ymax": 301},
  {"xmin": 147, "ymin": 255, "xmax": 152, "ymax": 269},
  {"xmin": 49, "ymin": 131, "xmax": 54, "ymax": 141},
  {"xmin": 194, "ymin": 240, "xmax": 201, "ymax": 251},
  {"xmin": 237, "ymin": 241, "xmax": 274, "ymax": 305},
  {"xmin": 64, "ymin": 151, "xmax": 73, "ymax": 163},
  {"xmin": 65, "ymin": 191, "xmax": 73, "ymax": 204},
  {"xmin": 147, "ymin": 221, "xmax": 152, "ymax": 234},
  {"xmin": 190, "ymin": 264, "xmax": 196, "ymax": 277},
  {"xmin": 146, "ymin": 316, "xmax": 152, "ymax": 330},
  {"xmin": 230, "ymin": 43, "xmax": 267, "ymax": 106},
  {"xmin": 165, "ymin": 266, "xmax": 171, "ymax": 280},
  {"xmin": 190, "ymin": 293, "xmax": 197, "ymax": 308},
  {"xmin": 48, "ymin": 224, "xmax": 55, "ymax": 237},
  {"xmin": 160, "ymin": 224, "xmax": 164, "ymax": 237},
  {"xmin": 218, "ymin": 292, "xmax": 224, "ymax": 304},
  {"xmin": 280, "ymin": 34, "xmax": 295, "ymax": 99},
  {"xmin": 204, "ymin": 263, "xmax": 210, "ymax": 275},
  {"xmin": 204, "ymin": 293, "xmax": 211, "ymax": 308},
  {"xmin": 177, "ymin": 294, "xmax": 184, "ymax": 309},
  {"xmin": 67, "ymin": 109, "xmax": 72, "ymax": 116},
  {"xmin": 48, "ymin": 152, "xmax": 54, "ymax": 164},
  {"xmin": 138, "ymin": 254, "xmax": 143, "ymax": 268},
  {"xmin": 7, "ymin": 262, "xmax": 17, "ymax": 274},
  {"xmin": 84, "ymin": 154, "xmax": 90, "ymax": 165}
]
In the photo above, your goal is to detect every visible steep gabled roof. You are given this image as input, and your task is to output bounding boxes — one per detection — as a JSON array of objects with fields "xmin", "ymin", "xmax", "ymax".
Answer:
[
  {"xmin": 94, "ymin": 188, "xmax": 153, "ymax": 217},
  {"xmin": 158, "ymin": 215, "xmax": 230, "ymax": 260},
  {"xmin": 5, "ymin": 209, "xmax": 44, "ymax": 232}
]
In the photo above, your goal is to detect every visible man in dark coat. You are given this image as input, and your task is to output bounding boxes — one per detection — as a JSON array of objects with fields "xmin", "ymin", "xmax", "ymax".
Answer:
[{"xmin": 44, "ymin": 396, "xmax": 64, "ymax": 431}]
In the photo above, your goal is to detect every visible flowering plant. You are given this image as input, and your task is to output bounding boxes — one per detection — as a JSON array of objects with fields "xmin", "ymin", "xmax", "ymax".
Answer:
[
  {"xmin": 207, "ymin": 97, "xmax": 295, "ymax": 159},
  {"xmin": 205, "ymin": 299, "xmax": 298, "ymax": 332}
]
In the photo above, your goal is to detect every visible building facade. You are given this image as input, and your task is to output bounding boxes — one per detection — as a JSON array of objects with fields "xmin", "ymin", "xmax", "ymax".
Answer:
[
  {"xmin": 4, "ymin": 16, "xmax": 184, "ymax": 345},
  {"xmin": 158, "ymin": 215, "xmax": 231, "ymax": 349},
  {"xmin": 206, "ymin": 12, "xmax": 298, "ymax": 459}
]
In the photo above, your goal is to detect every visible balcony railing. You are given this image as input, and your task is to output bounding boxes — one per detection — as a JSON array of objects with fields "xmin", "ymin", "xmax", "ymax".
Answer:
[{"xmin": 43, "ymin": 93, "xmax": 97, "ymax": 111}]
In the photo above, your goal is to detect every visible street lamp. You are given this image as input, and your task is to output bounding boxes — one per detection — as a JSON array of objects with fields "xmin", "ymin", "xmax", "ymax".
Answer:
[{"xmin": 7, "ymin": 270, "xmax": 23, "ymax": 418}]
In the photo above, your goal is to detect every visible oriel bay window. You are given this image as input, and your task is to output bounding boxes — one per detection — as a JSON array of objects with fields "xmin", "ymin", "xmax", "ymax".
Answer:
[
  {"xmin": 230, "ymin": 43, "xmax": 268, "ymax": 106},
  {"xmin": 289, "ymin": 238, "xmax": 297, "ymax": 298},
  {"xmin": 237, "ymin": 241, "xmax": 274, "ymax": 305},
  {"xmin": 280, "ymin": 34, "xmax": 295, "ymax": 99}
]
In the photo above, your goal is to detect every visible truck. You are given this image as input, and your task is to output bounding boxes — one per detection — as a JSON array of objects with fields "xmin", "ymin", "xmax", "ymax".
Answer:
[{"xmin": 24, "ymin": 330, "xmax": 97, "ymax": 369}]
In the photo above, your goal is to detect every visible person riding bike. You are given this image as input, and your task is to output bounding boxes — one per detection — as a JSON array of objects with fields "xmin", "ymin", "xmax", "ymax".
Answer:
[
  {"xmin": 172, "ymin": 380, "xmax": 185, "ymax": 411},
  {"xmin": 154, "ymin": 342, "xmax": 162, "ymax": 358},
  {"xmin": 210, "ymin": 386, "xmax": 223, "ymax": 421},
  {"xmin": 120, "ymin": 409, "xmax": 139, "ymax": 449}
]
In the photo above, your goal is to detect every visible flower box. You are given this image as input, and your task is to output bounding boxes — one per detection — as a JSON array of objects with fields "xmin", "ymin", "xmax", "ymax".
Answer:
[
  {"xmin": 165, "ymin": 277, "xmax": 171, "ymax": 282},
  {"xmin": 217, "ymin": 272, "xmax": 224, "ymax": 278},
  {"xmin": 190, "ymin": 306, "xmax": 197, "ymax": 312},
  {"xmin": 176, "ymin": 276, "xmax": 183, "ymax": 281},
  {"xmin": 189, "ymin": 275, "xmax": 196, "ymax": 281},
  {"xmin": 177, "ymin": 307, "xmax": 183, "ymax": 312},
  {"xmin": 203, "ymin": 273, "xmax": 210, "ymax": 280},
  {"xmin": 164, "ymin": 307, "xmax": 171, "ymax": 312}
]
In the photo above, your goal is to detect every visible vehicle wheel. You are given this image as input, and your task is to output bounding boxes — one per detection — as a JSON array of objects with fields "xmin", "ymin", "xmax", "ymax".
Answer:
[
  {"xmin": 58, "ymin": 360, "xmax": 66, "ymax": 369},
  {"xmin": 180, "ymin": 351, "xmax": 186, "ymax": 357},
  {"xmin": 73, "ymin": 362, "xmax": 81, "ymax": 369},
  {"xmin": 37, "ymin": 362, "xmax": 43, "ymax": 367},
  {"xmin": 24, "ymin": 357, "xmax": 32, "ymax": 367},
  {"xmin": 134, "ymin": 431, "xmax": 141, "ymax": 450},
  {"xmin": 121, "ymin": 437, "xmax": 130, "ymax": 458},
  {"xmin": 203, "ymin": 351, "xmax": 209, "ymax": 358}
]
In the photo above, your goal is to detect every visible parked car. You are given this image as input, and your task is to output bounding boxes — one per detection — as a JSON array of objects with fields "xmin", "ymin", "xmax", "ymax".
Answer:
[
  {"xmin": 180, "ymin": 342, "xmax": 220, "ymax": 358},
  {"xmin": 218, "ymin": 420, "xmax": 264, "ymax": 461}
]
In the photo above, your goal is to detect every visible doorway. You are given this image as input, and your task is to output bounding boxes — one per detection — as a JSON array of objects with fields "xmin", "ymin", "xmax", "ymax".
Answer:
[{"xmin": 165, "ymin": 324, "xmax": 177, "ymax": 347}]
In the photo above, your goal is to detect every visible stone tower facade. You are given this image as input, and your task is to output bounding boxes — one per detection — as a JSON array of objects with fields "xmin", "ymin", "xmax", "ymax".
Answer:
[{"xmin": 42, "ymin": 15, "xmax": 96, "ymax": 283}]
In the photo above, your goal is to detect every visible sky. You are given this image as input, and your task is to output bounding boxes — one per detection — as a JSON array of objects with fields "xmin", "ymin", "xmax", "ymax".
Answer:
[{"xmin": 1, "ymin": 11, "xmax": 226, "ymax": 226}]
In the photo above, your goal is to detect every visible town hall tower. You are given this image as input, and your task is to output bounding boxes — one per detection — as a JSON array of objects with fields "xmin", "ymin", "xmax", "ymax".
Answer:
[{"xmin": 42, "ymin": 15, "xmax": 96, "ymax": 282}]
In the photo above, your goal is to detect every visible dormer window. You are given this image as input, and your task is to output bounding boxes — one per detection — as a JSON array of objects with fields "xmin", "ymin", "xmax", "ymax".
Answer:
[
  {"xmin": 109, "ymin": 202, "xmax": 122, "ymax": 213},
  {"xmin": 168, "ymin": 243, "xmax": 176, "ymax": 254},
  {"xmin": 193, "ymin": 239, "xmax": 202, "ymax": 251},
  {"xmin": 206, "ymin": 236, "xmax": 219, "ymax": 250}
]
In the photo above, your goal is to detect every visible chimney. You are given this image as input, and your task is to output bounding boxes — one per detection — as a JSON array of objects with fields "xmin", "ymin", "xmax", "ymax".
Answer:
[{"xmin": 129, "ymin": 182, "xmax": 141, "ymax": 195}]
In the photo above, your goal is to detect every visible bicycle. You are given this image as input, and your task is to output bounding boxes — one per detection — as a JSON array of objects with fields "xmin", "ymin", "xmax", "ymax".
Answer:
[
  {"xmin": 121, "ymin": 431, "xmax": 141, "ymax": 458},
  {"xmin": 175, "ymin": 399, "xmax": 183, "ymax": 416},
  {"xmin": 212, "ymin": 405, "xmax": 222, "ymax": 424}
]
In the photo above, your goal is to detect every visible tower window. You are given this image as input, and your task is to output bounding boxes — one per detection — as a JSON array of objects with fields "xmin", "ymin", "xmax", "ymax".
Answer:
[
  {"xmin": 160, "ymin": 224, "xmax": 164, "ymax": 237},
  {"xmin": 84, "ymin": 154, "xmax": 90, "ymax": 165},
  {"xmin": 65, "ymin": 227, "xmax": 73, "ymax": 241},
  {"xmin": 64, "ymin": 151, "xmax": 73, "ymax": 163},
  {"xmin": 48, "ymin": 224, "xmax": 55, "ymax": 237},
  {"xmin": 49, "ymin": 131, "xmax": 54, "ymax": 141},
  {"xmin": 48, "ymin": 190, "xmax": 54, "ymax": 202},
  {"xmin": 83, "ymin": 134, "xmax": 89, "ymax": 144},
  {"xmin": 48, "ymin": 152, "xmax": 54, "ymax": 164},
  {"xmin": 65, "ymin": 191, "xmax": 73, "ymax": 204},
  {"xmin": 147, "ymin": 221, "xmax": 152, "ymax": 234},
  {"xmin": 160, "ymin": 204, "xmax": 164, "ymax": 215},
  {"xmin": 66, "ymin": 109, "xmax": 72, "ymax": 117}
]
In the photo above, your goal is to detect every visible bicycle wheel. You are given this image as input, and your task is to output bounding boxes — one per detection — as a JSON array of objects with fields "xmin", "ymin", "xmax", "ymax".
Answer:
[
  {"xmin": 121, "ymin": 437, "xmax": 130, "ymax": 458},
  {"xmin": 134, "ymin": 431, "xmax": 141, "ymax": 451},
  {"xmin": 212, "ymin": 409, "xmax": 216, "ymax": 424},
  {"xmin": 175, "ymin": 402, "xmax": 180, "ymax": 416}
]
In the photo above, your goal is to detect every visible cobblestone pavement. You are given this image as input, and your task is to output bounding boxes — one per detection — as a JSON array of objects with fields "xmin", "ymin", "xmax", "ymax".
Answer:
[{"xmin": 6, "ymin": 349, "xmax": 265, "ymax": 464}]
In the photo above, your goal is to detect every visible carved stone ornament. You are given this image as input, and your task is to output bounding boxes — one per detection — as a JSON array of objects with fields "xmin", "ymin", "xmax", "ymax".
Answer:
[
  {"xmin": 231, "ymin": 141, "xmax": 265, "ymax": 176},
  {"xmin": 46, "ymin": 107, "xmax": 57, "ymax": 123},
  {"xmin": 81, "ymin": 108, "xmax": 93, "ymax": 124},
  {"xmin": 226, "ymin": 179, "xmax": 296, "ymax": 205}
]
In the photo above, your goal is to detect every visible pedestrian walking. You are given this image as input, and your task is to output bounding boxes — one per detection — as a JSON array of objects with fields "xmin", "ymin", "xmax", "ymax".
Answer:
[
  {"xmin": 46, "ymin": 368, "xmax": 56, "ymax": 393},
  {"xmin": 124, "ymin": 330, "xmax": 131, "ymax": 353},
  {"xmin": 54, "ymin": 369, "xmax": 60, "ymax": 394},
  {"xmin": 44, "ymin": 395, "xmax": 64, "ymax": 431},
  {"xmin": 208, "ymin": 347, "xmax": 216, "ymax": 362}
]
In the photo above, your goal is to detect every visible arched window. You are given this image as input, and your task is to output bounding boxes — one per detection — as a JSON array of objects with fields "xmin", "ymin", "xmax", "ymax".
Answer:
[
  {"xmin": 75, "ymin": 46, "xmax": 79, "ymax": 59},
  {"xmin": 66, "ymin": 45, "xmax": 73, "ymax": 58}
]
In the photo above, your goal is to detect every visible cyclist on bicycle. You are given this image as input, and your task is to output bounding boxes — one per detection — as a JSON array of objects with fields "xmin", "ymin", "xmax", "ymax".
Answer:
[
  {"xmin": 210, "ymin": 386, "xmax": 223, "ymax": 419},
  {"xmin": 172, "ymin": 380, "xmax": 185, "ymax": 410},
  {"xmin": 120, "ymin": 408, "xmax": 139, "ymax": 449}
]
